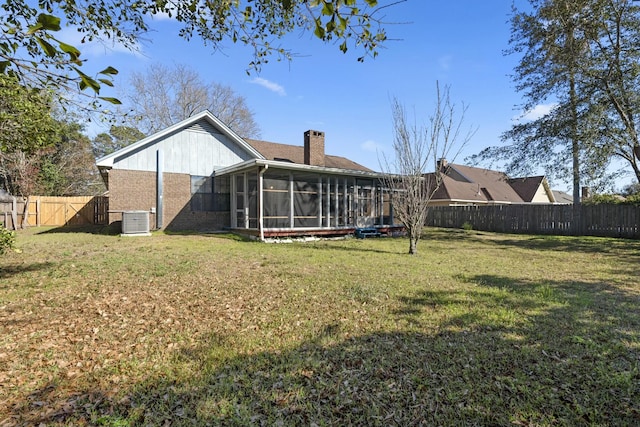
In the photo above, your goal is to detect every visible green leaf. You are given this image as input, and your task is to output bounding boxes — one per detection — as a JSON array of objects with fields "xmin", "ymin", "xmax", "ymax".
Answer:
[
  {"xmin": 0, "ymin": 60, "xmax": 9, "ymax": 73},
  {"xmin": 322, "ymin": 1, "xmax": 334, "ymax": 16},
  {"xmin": 80, "ymin": 74, "xmax": 100, "ymax": 92},
  {"xmin": 26, "ymin": 23, "xmax": 43, "ymax": 35},
  {"xmin": 99, "ymin": 96, "xmax": 122, "ymax": 105},
  {"xmin": 338, "ymin": 16, "xmax": 347, "ymax": 31},
  {"xmin": 365, "ymin": 0, "xmax": 378, "ymax": 6},
  {"xmin": 58, "ymin": 41, "xmax": 81, "ymax": 60},
  {"xmin": 74, "ymin": 67, "xmax": 101, "ymax": 93},
  {"xmin": 326, "ymin": 18, "xmax": 335, "ymax": 33},
  {"xmin": 36, "ymin": 14, "xmax": 61, "ymax": 31},
  {"xmin": 35, "ymin": 36, "xmax": 57, "ymax": 57},
  {"xmin": 98, "ymin": 78, "xmax": 114, "ymax": 87},
  {"xmin": 314, "ymin": 19, "xmax": 325, "ymax": 38},
  {"xmin": 98, "ymin": 66, "xmax": 119, "ymax": 76}
]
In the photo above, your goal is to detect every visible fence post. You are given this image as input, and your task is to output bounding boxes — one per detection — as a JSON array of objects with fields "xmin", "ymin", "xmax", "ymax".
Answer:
[
  {"xmin": 36, "ymin": 198, "xmax": 41, "ymax": 227},
  {"xmin": 11, "ymin": 197, "xmax": 18, "ymax": 230}
]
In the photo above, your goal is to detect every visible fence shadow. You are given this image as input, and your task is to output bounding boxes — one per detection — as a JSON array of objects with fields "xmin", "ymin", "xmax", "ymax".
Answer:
[{"xmin": 36, "ymin": 223, "xmax": 122, "ymax": 235}]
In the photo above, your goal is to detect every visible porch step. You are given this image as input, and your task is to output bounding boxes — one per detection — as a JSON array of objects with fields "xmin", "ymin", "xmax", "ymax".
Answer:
[{"xmin": 355, "ymin": 227, "xmax": 381, "ymax": 238}]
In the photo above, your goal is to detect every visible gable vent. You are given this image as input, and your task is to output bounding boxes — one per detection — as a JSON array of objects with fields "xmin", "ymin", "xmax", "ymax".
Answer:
[
  {"xmin": 121, "ymin": 211, "xmax": 150, "ymax": 235},
  {"xmin": 188, "ymin": 120, "xmax": 222, "ymax": 135}
]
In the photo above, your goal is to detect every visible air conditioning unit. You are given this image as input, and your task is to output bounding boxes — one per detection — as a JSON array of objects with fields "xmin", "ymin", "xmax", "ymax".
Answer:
[{"xmin": 121, "ymin": 210, "xmax": 150, "ymax": 235}]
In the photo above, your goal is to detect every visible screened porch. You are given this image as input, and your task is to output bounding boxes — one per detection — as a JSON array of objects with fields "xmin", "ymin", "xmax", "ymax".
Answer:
[{"xmin": 225, "ymin": 166, "xmax": 399, "ymax": 238}]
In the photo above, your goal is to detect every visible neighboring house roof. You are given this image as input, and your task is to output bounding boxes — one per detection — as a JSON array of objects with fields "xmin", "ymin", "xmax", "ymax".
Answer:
[
  {"xmin": 553, "ymin": 190, "xmax": 573, "ymax": 204},
  {"xmin": 246, "ymin": 139, "xmax": 372, "ymax": 172},
  {"xmin": 431, "ymin": 163, "xmax": 555, "ymax": 204},
  {"xmin": 508, "ymin": 176, "xmax": 545, "ymax": 201},
  {"xmin": 508, "ymin": 176, "xmax": 557, "ymax": 203}
]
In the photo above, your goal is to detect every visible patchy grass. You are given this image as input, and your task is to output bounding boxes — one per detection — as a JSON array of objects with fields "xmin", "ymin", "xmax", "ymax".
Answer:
[{"xmin": 1, "ymin": 227, "xmax": 639, "ymax": 426}]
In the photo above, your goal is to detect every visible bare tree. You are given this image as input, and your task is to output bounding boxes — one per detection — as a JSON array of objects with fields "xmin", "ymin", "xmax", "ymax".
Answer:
[
  {"xmin": 127, "ymin": 63, "xmax": 261, "ymax": 138},
  {"xmin": 382, "ymin": 83, "xmax": 475, "ymax": 255}
]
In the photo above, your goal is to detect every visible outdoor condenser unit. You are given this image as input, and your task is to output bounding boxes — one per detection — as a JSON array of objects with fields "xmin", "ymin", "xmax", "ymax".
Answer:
[{"xmin": 121, "ymin": 210, "xmax": 150, "ymax": 235}]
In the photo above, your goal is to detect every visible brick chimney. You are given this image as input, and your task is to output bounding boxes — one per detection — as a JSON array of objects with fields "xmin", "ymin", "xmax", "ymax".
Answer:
[
  {"xmin": 304, "ymin": 130, "xmax": 325, "ymax": 166},
  {"xmin": 436, "ymin": 158, "xmax": 449, "ymax": 173}
]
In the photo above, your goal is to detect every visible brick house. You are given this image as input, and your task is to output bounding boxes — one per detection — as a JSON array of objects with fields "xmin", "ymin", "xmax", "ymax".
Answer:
[{"xmin": 97, "ymin": 110, "xmax": 399, "ymax": 238}]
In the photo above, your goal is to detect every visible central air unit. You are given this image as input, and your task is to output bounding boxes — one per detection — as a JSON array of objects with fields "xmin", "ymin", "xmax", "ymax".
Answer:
[{"xmin": 121, "ymin": 210, "xmax": 150, "ymax": 235}]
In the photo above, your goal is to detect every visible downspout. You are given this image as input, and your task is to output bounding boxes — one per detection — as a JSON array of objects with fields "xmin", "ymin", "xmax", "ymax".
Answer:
[
  {"xmin": 156, "ymin": 149, "xmax": 163, "ymax": 229},
  {"xmin": 258, "ymin": 164, "xmax": 268, "ymax": 241}
]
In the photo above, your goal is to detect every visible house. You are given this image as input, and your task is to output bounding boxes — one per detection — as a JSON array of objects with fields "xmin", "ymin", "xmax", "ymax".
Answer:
[
  {"xmin": 429, "ymin": 160, "xmax": 557, "ymax": 205},
  {"xmin": 96, "ymin": 110, "xmax": 399, "ymax": 238},
  {"xmin": 552, "ymin": 190, "xmax": 573, "ymax": 204}
]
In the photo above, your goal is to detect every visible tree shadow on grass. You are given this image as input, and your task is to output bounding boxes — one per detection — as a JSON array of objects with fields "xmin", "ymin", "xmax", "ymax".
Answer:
[
  {"xmin": 0, "ymin": 262, "xmax": 55, "ymax": 282},
  {"xmin": 425, "ymin": 226, "xmax": 640, "ymax": 255},
  {"xmin": 5, "ymin": 273, "xmax": 640, "ymax": 426},
  {"xmin": 307, "ymin": 240, "xmax": 404, "ymax": 255}
]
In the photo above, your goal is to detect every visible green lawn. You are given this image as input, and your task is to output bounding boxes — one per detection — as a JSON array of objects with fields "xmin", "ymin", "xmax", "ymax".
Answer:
[{"xmin": 1, "ymin": 227, "xmax": 639, "ymax": 426}]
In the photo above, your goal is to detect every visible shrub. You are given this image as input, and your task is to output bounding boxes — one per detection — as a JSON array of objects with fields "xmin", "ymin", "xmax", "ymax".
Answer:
[
  {"xmin": 582, "ymin": 194, "xmax": 624, "ymax": 205},
  {"xmin": 583, "ymin": 193, "xmax": 640, "ymax": 206},
  {"xmin": 0, "ymin": 225, "xmax": 16, "ymax": 255},
  {"xmin": 462, "ymin": 221, "xmax": 473, "ymax": 231}
]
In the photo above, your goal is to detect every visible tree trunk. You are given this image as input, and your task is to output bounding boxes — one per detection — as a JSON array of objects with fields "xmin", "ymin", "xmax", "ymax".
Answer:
[
  {"xmin": 568, "ymin": 27, "xmax": 581, "ymax": 236},
  {"xmin": 20, "ymin": 195, "xmax": 30, "ymax": 229},
  {"xmin": 633, "ymin": 145, "xmax": 640, "ymax": 183},
  {"xmin": 409, "ymin": 237, "xmax": 417, "ymax": 255},
  {"xmin": 408, "ymin": 228, "xmax": 419, "ymax": 255}
]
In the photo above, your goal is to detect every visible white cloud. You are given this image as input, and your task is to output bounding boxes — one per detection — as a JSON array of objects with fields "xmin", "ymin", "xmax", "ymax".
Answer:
[
  {"xmin": 250, "ymin": 77, "xmax": 286, "ymax": 96},
  {"xmin": 361, "ymin": 139, "xmax": 384, "ymax": 153},
  {"xmin": 438, "ymin": 54, "xmax": 453, "ymax": 71},
  {"xmin": 518, "ymin": 103, "xmax": 558, "ymax": 122},
  {"xmin": 57, "ymin": 26, "xmax": 143, "ymax": 57}
]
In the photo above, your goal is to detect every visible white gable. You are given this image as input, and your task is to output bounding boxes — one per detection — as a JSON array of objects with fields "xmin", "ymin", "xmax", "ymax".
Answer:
[
  {"xmin": 97, "ymin": 110, "xmax": 264, "ymax": 176},
  {"xmin": 530, "ymin": 181, "xmax": 554, "ymax": 203}
]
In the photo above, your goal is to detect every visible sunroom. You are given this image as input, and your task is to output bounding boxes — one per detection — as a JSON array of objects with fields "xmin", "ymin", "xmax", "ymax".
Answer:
[{"xmin": 213, "ymin": 159, "xmax": 401, "ymax": 239}]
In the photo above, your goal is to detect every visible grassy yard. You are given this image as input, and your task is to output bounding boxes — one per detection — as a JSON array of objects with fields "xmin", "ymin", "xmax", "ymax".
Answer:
[{"xmin": 0, "ymin": 227, "xmax": 639, "ymax": 426}]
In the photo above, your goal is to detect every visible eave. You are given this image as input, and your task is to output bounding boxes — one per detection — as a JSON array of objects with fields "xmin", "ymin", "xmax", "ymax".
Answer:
[{"xmin": 213, "ymin": 158, "xmax": 386, "ymax": 179}]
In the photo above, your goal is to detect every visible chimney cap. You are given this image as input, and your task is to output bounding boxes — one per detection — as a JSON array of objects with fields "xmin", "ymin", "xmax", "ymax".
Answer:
[{"xmin": 305, "ymin": 130, "xmax": 324, "ymax": 137}]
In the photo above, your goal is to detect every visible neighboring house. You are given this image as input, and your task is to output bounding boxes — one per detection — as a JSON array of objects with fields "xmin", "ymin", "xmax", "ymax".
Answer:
[
  {"xmin": 96, "ymin": 110, "xmax": 398, "ymax": 238},
  {"xmin": 429, "ymin": 160, "xmax": 557, "ymax": 206},
  {"xmin": 552, "ymin": 190, "xmax": 573, "ymax": 204}
]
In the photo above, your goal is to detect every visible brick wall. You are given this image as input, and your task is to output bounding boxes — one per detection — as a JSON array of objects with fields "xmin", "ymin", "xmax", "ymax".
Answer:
[
  {"xmin": 107, "ymin": 169, "xmax": 230, "ymax": 231},
  {"xmin": 108, "ymin": 169, "xmax": 157, "ymax": 228}
]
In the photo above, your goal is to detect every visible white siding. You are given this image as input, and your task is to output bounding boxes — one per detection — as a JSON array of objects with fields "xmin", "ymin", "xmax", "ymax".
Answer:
[
  {"xmin": 111, "ymin": 120, "xmax": 254, "ymax": 175},
  {"xmin": 530, "ymin": 184, "xmax": 552, "ymax": 203}
]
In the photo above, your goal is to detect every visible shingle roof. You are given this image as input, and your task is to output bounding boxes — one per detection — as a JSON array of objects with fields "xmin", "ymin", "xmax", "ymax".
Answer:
[
  {"xmin": 245, "ymin": 139, "xmax": 372, "ymax": 172},
  {"xmin": 553, "ymin": 190, "xmax": 573, "ymax": 204},
  {"xmin": 508, "ymin": 176, "xmax": 546, "ymax": 202},
  {"xmin": 440, "ymin": 164, "xmax": 525, "ymax": 203}
]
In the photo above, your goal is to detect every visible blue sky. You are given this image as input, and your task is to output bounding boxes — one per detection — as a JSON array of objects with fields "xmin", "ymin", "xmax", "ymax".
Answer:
[{"xmin": 65, "ymin": 1, "xmax": 590, "ymax": 189}]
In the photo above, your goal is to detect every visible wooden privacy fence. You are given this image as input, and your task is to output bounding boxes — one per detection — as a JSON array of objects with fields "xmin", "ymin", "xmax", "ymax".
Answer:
[
  {"xmin": 0, "ymin": 196, "xmax": 108, "ymax": 229},
  {"xmin": 427, "ymin": 204, "xmax": 640, "ymax": 239}
]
